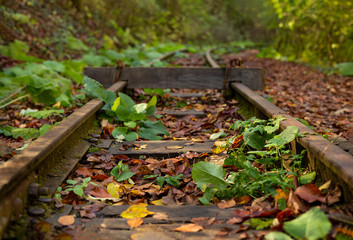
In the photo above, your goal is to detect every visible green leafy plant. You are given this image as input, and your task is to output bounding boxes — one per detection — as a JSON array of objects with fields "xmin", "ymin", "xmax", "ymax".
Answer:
[
  {"xmin": 0, "ymin": 124, "xmax": 56, "ymax": 140},
  {"xmin": 143, "ymin": 174, "xmax": 183, "ymax": 188},
  {"xmin": 192, "ymin": 117, "xmax": 306, "ymax": 204},
  {"xmin": 65, "ymin": 177, "xmax": 98, "ymax": 198},
  {"xmin": 266, "ymin": 207, "xmax": 332, "ymax": 240},
  {"xmin": 110, "ymin": 160, "xmax": 135, "ymax": 182}
]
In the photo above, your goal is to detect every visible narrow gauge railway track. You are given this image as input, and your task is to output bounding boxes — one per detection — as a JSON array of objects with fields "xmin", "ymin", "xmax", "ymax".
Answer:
[{"xmin": 0, "ymin": 49, "xmax": 352, "ymax": 239}]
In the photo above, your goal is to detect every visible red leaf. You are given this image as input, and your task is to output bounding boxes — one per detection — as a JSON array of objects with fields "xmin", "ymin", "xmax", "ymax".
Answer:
[
  {"xmin": 75, "ymin": 167, "xmax": 93, "ymax": 177},
  {"xmin": 294, "ymin": 183, "xmax": 326, "ymax": 203},
  {"xmin": 88, "ymin": 188, "xmax": 112, "ymax": 198}
]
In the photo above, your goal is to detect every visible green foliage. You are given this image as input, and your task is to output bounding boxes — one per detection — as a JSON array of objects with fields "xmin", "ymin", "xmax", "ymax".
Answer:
[
  {"xmin": 283, "ymin": 207, "xmax": 331, "ymax": 240},
  {"xmin": 268, "ymin": 0, "xmax": 353, "ymax": 65},
  {"xmin": 0, "ymin": 124, "xmax": 55, "ymax": 140},
  {"xmin": 244, "ymin": 218, "xmax": 274, "ymax": 230},
  {"xmin": 110, "ymin": 160, "xmax": 135, "ymax": 182},
  {"xmin": 20, "ymin": 109, "xmax": 64, "ymax": 119},
  {"xmin": 65, "ymin": 177, "xmax": 98, "ymax": 198},
  {"xmin": 193, "ymin": 117, "xmax": 306, "ymax": 203},
  {"xmin": 156, "ymin": 174, "xmax": 183, "ymax": 188},
  {"xmin": 0, "ymin": 40, "xmax": 43, "ymax": 62},
  {"xmin": 335, "ymin": 62, "xmax": 353, "ymax": 76}
]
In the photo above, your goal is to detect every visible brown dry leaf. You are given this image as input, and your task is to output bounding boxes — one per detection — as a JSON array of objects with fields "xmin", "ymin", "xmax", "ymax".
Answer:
[
  {"xmin": 75, "ymin": 167, "xmax": 93, "ymax": 177},
  {"xmin": 327, "ymin": 185, "xmax": 341, "ymax": 205},
  {"xmin": 152, "ymin": 212, "xmax": 169, "ymax": 220},
  {"xmin": 127, "ymin": 218, "xmax": 143, "ymax": 229},
  {"xmin": 226, "ymin": 217, "xmax": 243, "ymax": 224},
  {"xmin": 88, "ymin": 188, "xmax": 112, "ymax": 198},
  {"xmin": 287, "ymin": 190, "xmax": 308, "ymax": 215},
  {"xmin": 217, "ymin": 199, "xmax": 236, "ymax": 209},
  {"xmin": 58, "ymin": 215, "xmax": 75, "ymax": 226},
  {"xmin": 250, "ymin": 197, "xmax": 273, "ymax": 211},
  {"xmin": 191, "ymin": 217, "xmax": 216, "ymax": 228},
  {"xmin": 294, "ymin": 183, "xmax": 326, "ymax": 203},
  {"xmin": 234, "ymin": 196, "xmax": 251, "ymax": 205},
  {"xmin": 173, "ymin": 224, "xmax": 203, "ymax": 232}
]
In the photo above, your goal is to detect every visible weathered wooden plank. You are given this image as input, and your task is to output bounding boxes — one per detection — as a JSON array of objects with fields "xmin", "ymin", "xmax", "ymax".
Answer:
[
  {"xmin": 84, "ymin": 67, "xmax": 263, "ymax": 90},
  {"xmin": 120, "ymin": 67, "xmax": 263, "ymax": 90},
  {"xmin": 168, "ymin": 93, "xmax": 205, "ymax": 98},
  {"xmin": 162, "ymin": 109, "xmax": 207, "ymax": 117},
  {"xmin": 97, "ymin": 205, "xmax": 235, "ymax": 219},
  {"xmin": 109, "ymin": 140, "xmax": 214, "ymax": 156},
  {"xmin": 84, "ymin": 67, "xmax": 118, "ymax": 88}
]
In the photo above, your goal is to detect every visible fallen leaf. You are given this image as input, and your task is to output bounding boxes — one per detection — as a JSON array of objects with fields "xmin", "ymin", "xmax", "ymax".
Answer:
[
  {"xmin": 327, "ymin": 185, "xmax": 341, "ymax": 205},
  {"xmin": 250, "ymin": 197, "xmax": 273, "ymax": 211},
  {"xmin": 234, "ymin": 196, "xmax": 251, "ymax": 205},
  {"xmin": 217, "ymin": 199, "xmax": 236, "ymax": 209},
  {"xmin": 120, "ymin": 203, "xmax": 154, "ymax": 219},
  {"xmin": 173, "ymin": 224, "xmax": 203, "ymax": 232},
  {"xmin": 88, "ymin": 188, "xmax": 112, "ymax": 198},
  {"xmin": 135, "ymin": 144, "xmax": 147, "ymax": 150},
  {"xmin": 226, "ymin": 217, "xmax": 243, "ymax": 224},
  {"xmin": 287, "ymin": 190, "xmax": 308, "ymax": 215},
  {"xmin": 127, "ymin": 218, "xmax": 143, "ymax": 228},
  {"xmin": 58, "ymin": 215, "xmax": 75, "ymax": 226},
  {"xmin": 165, "ymin": 145, "xmax": 183, "ymax": 150},
  {"xmin": 191, "ymin": 217, "xmax": 216, "ymax": 228},
  {"xmin": 151, "ymin": 199, "xmax": 165, "ymax": 206},
  {"xmin": 106, "ymin": 183, "xmax": 122, "ymax": 198},
  {"xmin": 318, "ymin": 180, "xmax": 331, "ymax": 191},
  {"xmin": 294, "ymin": 183, "xmax": 326, "ymax": 203},
  {"xmin": 75, "ymin": 167, "xmax": 93, "ymax": 177},
  {"xmin": 152, "ymin": 212, "xmax": 169, "ymax": 220}
]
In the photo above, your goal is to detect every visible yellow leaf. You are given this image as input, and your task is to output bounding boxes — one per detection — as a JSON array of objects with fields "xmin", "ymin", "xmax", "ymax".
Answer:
[
  {"xmin": 135, "ymin": 144, "xmax": 147, "ymax": 150},
  {"xmin": 212, "ymin": 146, "xmax": 227, "ymax": 154},
  {"xmin": 127, "ymin": 218, "xmax": 143, "ymax": 228},
  {"xmin": 151, "ymin": 199, "xmax": 165, "ymax": 206},
  {"xmin": 173, "ymin": 137, "xmax": 187, "ymax": 140},
  {"xmin": 107, "ymin": 183, "xmax": 123, "ymax": 198},
  {"xmin": 52, "ymin": 101, "xmax": 61, "ymax": 108},
  {"xmin": 120, "ymin": 203, "xmax": 154, "ymax": 219}
]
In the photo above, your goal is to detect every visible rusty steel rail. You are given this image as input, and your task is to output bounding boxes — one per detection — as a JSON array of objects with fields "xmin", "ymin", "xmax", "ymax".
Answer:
[
  {"xmin": 0, "ymin": 81, "xmax": 127, "ymax": 237},
  {"xmin": 206, "ymin": 48, "xmax": 353, "ymax": 201}
]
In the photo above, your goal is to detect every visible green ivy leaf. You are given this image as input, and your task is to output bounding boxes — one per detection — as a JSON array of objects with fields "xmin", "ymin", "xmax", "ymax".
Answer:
[
  {"xmin": 299, "ymin": 172, "xmax": 316, "ymax": 185},
  {"xmin": 266, "ymin": 126, "xmax": 298, "ymax": 147},
  {"xmin": 210, "ymin": 130, "xmax": 227, "ymax": 140},
  {"xmin": 110, "ymin": 160, "xmax": 135, "ymax": 181},
  {"xmin": 192, "ymin": 161, "xmax": 228, "ymax": 191},
  {"xmin": 124, "ymin": 121, "xmax": 137, "ymax": 128},
  {"xmin": 133, "ymin": 103, "xmax": 147, "ymax": 113},
  {"xmin": 112, "ymin": 127, "xmax": 128, "ymax": 140},
  {"xmin": 244, "ymin": 131, "xmax": 266, "ymax": 150},
  {"xmin": 118, "ymin": 92, "xmax": 135, "ymax": 109},
  {"xmin": 22, "ymin": 109, "xmax": 64, "ymax": 119},
  {"xmin": 283, "ymin": 207, "xmax": 331, "ymax": 240},
  {"xmin": 125, "ymin": 131, "xmax": 138, "ymax": 141}
]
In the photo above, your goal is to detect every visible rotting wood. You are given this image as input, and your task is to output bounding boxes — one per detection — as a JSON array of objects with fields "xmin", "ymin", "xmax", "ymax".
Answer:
[
  {"xmin": 84, "ymin": 67, "xmax": 264, "ymax": 90},
  {"xmin": 109, "ymin": 140, "xmax": 214, "ymax": 156},
  {"xmin": 0, "ymin": 81, "xmax": 127, "ymax": 238}
]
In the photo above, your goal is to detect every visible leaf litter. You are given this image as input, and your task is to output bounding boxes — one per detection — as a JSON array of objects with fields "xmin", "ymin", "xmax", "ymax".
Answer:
[{"xmin": 35, "ymin": 54, "xmax": 353, "ymax": 239}]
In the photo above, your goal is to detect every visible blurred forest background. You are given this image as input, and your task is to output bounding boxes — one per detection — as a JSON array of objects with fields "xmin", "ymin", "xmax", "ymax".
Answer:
[{"xmin": 1, "ymin": 0, "xmax": 353, "ymax": 67}]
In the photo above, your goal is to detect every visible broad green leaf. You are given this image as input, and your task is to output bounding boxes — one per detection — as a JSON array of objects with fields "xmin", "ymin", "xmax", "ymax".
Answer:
[
  {"xmin": 124, "ymin": 121, "xmax": 137, "ymax": 128},
  {"xmin": 138, "ymin": 120, "xmax": 169, "ymax": 136},
  {"xmin": 244, "ymin": 218, "xmax": 273, "ymax": 230},
  {"xmin": 264, "ymin": 116, "xmax": 285, "ymax": 134},
  {"xmin": 266, "ymin": 126, "xmax": 298, "ymax": 147},
  {"xmin": 118, "ymin": 92, "xmax": 135, "ymax": 109},
  {"xmin": 112, "ymin": 127, "xmax": 128, "ymax": 140},
  {"xmin": 192, "ymin": 161, "xmax": 227, "ymax": 191},
  {"xmin": 111, "ymin": 160, "xmax": 135, "ymax": 182},
  {"xmin": 73, "ymin": 185, "xmax": 84, "ymax": 197},
  {"xmin": 198, "ymin": 186, "xmax": 214, "ymax": 205},
  {"xmin": 39, "ymin": 124, "xmax": 52, "ymax": 136},
  {"xmin": 115, "ymin": 105, "xmax": 131, "ymax": 122},
  {"xmin": 283, "ymin": 207, "xmax": 331, "ymax": 240},
  {"xmin": 11, "ymin": 128, "xmax": 39, "ymax": 140},
  {"xmin": 66, "ymin": 179, "xmax": 77, "ymax": 185},
  {"xmin": 299, "ymin": 172, "xmax": 316, "ymax": 185},
  {"xmin": 130, "ymin": 112, "xmax": 146, "ymax": 121},
  {"xmin": 210, "ymin": 131, "xmax": 227, "ymax": 140},
  {"xmin": 265, "ymin": 232, "xmax": 293, "ymax": 240},
  {"xmin": 43, "ymin": 61, "xmax": 65, "ymax": 72},
  {"xmin": 23, "ymin": 109, "xmax": 64, "ymax": 119},
  {"xmin": 125, "ymin": 131, "xmax": 138, "ymax": 141},
  {"xmin": 137, "ymin": 128, "xmax": 162, "ymax": 140},
  {"xmin": 132, "ymin": 103, "xmax": 147, "ymax": 113},
  {"xmin": 83, "ymin": 76, "xmax": 116, "ymax": 106},
  {"xmin": 336, "ymin": 62, "xmax": 353, "ymax": 76},
  {"xmin": 244, "ymin": 131, "xmax": 266, "ymax": 150}
]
